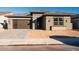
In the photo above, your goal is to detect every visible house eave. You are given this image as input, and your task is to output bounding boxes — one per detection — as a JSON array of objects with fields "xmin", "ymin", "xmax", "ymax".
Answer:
[
  {"xmin": 5, "ymin": 16, "xmax": 32, "ymax": 18},
  {"xmin": 43, "ymin": 14, "xmax": 72, "ymax": 16}
]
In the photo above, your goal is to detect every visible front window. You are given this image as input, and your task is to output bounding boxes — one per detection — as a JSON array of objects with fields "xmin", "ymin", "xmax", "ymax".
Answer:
[{"xmin": 54, "ymin": 17, "xmax": 64, "ymax": 26}]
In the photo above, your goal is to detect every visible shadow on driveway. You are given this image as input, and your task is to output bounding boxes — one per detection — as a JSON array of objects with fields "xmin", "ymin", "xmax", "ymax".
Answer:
[{"xmin": 49, "ymin": 35, "xmax": 79, "ymax": 47}]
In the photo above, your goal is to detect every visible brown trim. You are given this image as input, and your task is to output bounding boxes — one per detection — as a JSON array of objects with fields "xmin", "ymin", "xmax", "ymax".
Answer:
[
  {"xmin": 31, "ymin": 12, "xmax": 45, "ymax": 14},
  {"xmin": 6, "ymin": 16, "xmax": 32, "ymax": 18},
  {"xmin": 43, "ymin": 15, "xmax": 72, "ymax": 16}
]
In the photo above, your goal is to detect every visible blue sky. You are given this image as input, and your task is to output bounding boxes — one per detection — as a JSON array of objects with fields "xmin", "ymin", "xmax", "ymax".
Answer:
[{"xmin": 0, "ymin": 7, "xmax": 79, "ymax": 14}]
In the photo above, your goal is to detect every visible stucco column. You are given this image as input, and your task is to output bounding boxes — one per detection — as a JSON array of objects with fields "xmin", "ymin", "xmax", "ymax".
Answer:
[
  {"xmin": 8, "ymin": 19, "xmax": 13, "ymax": 29},
  {"xmin": 32, "ymin": 20, "xmax": 35, "ymax": 30},
  {"xmin": 32, "ymin": 23, "xmax": 35, "ymax": 30}
]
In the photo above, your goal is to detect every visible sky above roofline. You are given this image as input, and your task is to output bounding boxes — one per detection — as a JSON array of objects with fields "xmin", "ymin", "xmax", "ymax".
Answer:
[{"xmin": 0, "ymin": 7, "xmax": 79, "ymax": 14}]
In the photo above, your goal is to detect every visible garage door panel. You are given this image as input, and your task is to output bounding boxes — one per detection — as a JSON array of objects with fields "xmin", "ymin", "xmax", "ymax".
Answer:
[
  {"xmin": 13, "ymin": 19, "xmax": 30, "ymax": 29},
  {"xmin": 18, "ymin": 20, "xmax": 26, "ymax": 29}
]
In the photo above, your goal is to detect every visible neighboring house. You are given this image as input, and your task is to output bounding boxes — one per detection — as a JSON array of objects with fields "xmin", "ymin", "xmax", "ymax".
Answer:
[
  {"xmin": 0, "ymin": 11, "xmax": 13, "ymax": 29},
  {"xmin": 72, "ymin": 14, "xmax": 79, "ymax": 29},
  {"xmin": 6, "ymin": 11, "xmax": 75, "ymax": 30}
]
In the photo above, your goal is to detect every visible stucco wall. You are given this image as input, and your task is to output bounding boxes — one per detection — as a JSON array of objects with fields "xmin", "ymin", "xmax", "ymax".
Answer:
[
  {"xmin": 64, "ymin": 16, "xmax": 72, "ymax": 30},
  {"xmin": 45, "ymin": 16, "xmax": 53, "ymax": 30},
  {"xmin": 8, "ymin": 18, "xmax": 13, "ymax": 29},
  {"xmin": 32, "ymin": 14, "xmax": 43, "ymax": 20},
  {"xmin": 45, "ymin": 16, "xmax": 72, "ymax": 30}
]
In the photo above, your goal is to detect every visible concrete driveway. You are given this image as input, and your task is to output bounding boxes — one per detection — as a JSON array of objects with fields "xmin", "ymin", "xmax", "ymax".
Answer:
[
  {"xmin": 0, "ymin": 29, "xmax": 79, "ymax": 50},
  {"xmin": 0, "ymin": 29, "xmax": 79, "ymax": 47},
  {"xmin": 0, "ymin": 29, "xmax": 63, "ymax": 45},
  {"xmin": 0, "ymin": 29, "xmax": 30, "ymax": 45}
]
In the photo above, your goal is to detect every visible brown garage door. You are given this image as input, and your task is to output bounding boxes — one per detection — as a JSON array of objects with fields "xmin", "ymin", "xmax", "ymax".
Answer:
[{"xmin": 13, "ymin": 19, "xmax": 30, "ymax": 29}]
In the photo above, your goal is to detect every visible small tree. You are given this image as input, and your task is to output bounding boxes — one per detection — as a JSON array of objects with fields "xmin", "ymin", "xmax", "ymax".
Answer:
[{"xmin": 3, "ymin": 20, "xmax": 8, "ymax": 29}]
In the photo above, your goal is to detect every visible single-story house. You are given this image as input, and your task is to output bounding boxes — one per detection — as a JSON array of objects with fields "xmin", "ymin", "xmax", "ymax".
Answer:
[{"xmin": 5, "ymin": 11, "xmax": 76, "ymax": 30}]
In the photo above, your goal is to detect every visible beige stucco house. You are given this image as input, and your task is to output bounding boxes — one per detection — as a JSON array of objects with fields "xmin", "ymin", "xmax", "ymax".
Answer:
[{"xmin": 5, "ymin": 11, "xmax": 75, "ymax": 30}]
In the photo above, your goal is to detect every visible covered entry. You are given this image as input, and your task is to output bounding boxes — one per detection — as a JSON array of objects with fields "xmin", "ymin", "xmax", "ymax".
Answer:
[{"xmin": 34, "ymin": 17, "xmax": 44, "ymax": 29}]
